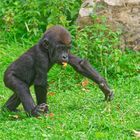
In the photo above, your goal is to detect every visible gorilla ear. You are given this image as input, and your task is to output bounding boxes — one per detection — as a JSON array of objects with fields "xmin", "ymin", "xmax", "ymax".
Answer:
[{"xmin": 43, "ymin": 38, "xmax": 49, "ymax": 49}]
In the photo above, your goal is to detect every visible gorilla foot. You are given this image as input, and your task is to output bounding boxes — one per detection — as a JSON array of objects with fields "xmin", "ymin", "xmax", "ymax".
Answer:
[{"xmin": 31, "ymin": 103, "xmax": 49, "ymax": 117}]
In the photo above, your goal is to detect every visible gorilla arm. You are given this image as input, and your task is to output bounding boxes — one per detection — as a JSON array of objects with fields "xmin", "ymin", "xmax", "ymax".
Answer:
[{"xmin": 68, "ymin": 53, "xmax": 113, "ymax": 101}]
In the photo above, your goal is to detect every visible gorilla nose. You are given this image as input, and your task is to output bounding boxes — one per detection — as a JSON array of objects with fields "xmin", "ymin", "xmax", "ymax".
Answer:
[{"xmin": 62, "ymin": 55, "xmax": 68, "ymax": 62}]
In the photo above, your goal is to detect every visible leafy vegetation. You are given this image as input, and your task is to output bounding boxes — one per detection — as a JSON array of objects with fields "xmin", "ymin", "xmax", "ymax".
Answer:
[
  {"xmin": 0, "ymin": 0, "xmax": 81, "ymax": 42},
  {"xmin": 0, "ymin": 0, "xmax": 140, "ymax": 139}
]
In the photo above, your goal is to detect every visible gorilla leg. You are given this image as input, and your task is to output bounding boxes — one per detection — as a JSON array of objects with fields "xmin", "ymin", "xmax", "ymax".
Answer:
[
  {"xmin": 4, "ymin": 73, "xmax": 35, "ymax": 113},
  {"xmin": 5, "ymin": 93, "xmax": 21, "ymax": 111},
  {"xmin": 34, "ymin": 85, "xmax": 48, "ymax": 113},
  {"xmin": 35, "ymin": 85, "xmax": 47, "ymax": 104}
]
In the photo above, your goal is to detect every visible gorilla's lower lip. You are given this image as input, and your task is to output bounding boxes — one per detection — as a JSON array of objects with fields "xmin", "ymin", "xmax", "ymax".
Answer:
[
  {"xmin": 62, "ymin": 59, "xmax": 69, "ymax": 63},
  {"xmin": 62, "ymin": 60, "xmax": 67, "ymax": 62},
  {"xmin": 56, "ymin": 61, "xmax": 67, "ymax": 65}
]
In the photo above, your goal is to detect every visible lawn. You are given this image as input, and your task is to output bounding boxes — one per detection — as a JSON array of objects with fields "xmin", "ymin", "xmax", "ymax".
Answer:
[
  {"xmin": 0, "ymin": 41, "xmax": 140, "ymax": 140},
  {"xmin": 0, "ymin": 0, "xmax": 140, "ymax": 139}
]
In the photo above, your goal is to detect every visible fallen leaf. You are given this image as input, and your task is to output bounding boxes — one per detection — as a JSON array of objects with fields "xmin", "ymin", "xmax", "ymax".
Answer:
[
  {"xmin": 12, "ymin": 115, "xmax": 19, "ymax": 119},
  {"xmin": 49, "ymin": 113, "xmax": 54, "ymax": 117},
  {"xmin": 82, "ymin": 88, "xmax": 90, "ymax": 92},
  {"xmin": 48, "ymin": 92, "xmax": 55, "ymax": 96},
  {"xmin": 133, "ymin": 130, "xmax": 140, "ymax": 138},
  {"xmin": 82, "ymin": 79, "xmax": 89, "ymax": 87},
  {"xmin": 45, "ymin": 113, "xmax": 55, "ymax": 117}
]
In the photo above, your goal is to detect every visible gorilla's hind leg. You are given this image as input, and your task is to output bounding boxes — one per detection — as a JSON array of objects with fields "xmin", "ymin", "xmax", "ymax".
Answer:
[{"xmin": 4, "ymin": 93, "xmax": 21, "ymax": 112}]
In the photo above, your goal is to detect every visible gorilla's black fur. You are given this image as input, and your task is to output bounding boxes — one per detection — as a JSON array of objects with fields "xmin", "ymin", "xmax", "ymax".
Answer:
[{"xmin": 3, "ymin": 25, "xmax": 113, "ymax": 116}]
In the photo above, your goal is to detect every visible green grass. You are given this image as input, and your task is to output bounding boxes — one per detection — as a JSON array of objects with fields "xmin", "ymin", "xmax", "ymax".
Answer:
[{"xmin": 0, "ymin": 42, "xmax": 140, "ymax": 140}]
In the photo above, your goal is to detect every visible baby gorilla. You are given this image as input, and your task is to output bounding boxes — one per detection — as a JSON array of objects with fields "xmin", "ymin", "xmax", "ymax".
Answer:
[{"xmin": 3, "ymin": 25, "xmax": 113, "ymax": 116}]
